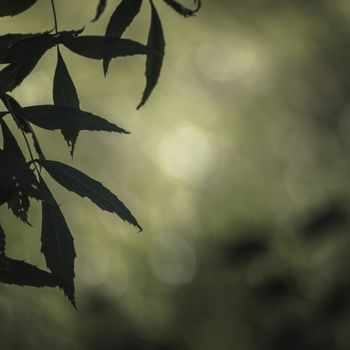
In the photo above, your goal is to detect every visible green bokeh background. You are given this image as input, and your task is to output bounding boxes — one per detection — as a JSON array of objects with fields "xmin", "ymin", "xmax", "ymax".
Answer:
[{"xmin": 1, "ymin": 0, "xmax": 350, "ymax": 349}]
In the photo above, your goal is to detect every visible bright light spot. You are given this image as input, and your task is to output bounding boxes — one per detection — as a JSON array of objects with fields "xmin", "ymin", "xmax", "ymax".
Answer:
[
  {"xmin": 157, "ymin": 125, "xmax": 215, "ymax": 184},
  {"xmin": 148, "ymin": 233, "xmax": 196, "ymax": 286},
  {"xmin": 196, "ymin": 35, "xmax": 257, "ymax": 82}
]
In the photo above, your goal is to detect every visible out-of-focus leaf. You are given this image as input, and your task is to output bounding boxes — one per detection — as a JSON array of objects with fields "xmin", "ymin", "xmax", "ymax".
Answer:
[
  {"xmin": 163, "ymin": 0, "xmax": 201, "ymax": 17},
  {"xmin": 0, "ymin": 254, "xmax": 58, "ymax": 288},
  {"xmin": 53, "ymin": 50, "xmax": 80, "ymax": 109},
  {"xmin": 5, "ymin": 105, "xmax": 129, "ymax": 153},
  {"xmin": 103, "ymin": 0, "xmax": 142, "ymax": 75},
  {"xmin": 41, "ymin": 180, "xmax": 76, "ymax": 307},
  {"xmin": 2, "ymin": 94, "xmax": 45, "ymax": 159},
  {"xmin": 91, "ymin": 0, "xmax": 107, "ymax": 22},
  {"xmin": 0, "ymin": 0, "xmax": 37, "ymax": 17},
  {"xmin": 63, "ymin": 36, "xmax": 150, "ymax": 60},
  {"xmin": 224, "ymin": 237, "xmax": 268, "ymax": 266},
  {"xmin": 252, "ymin": 276, "xmax": 299, "ymax": 304},
  {"xmin": 37, "ymin": 160, "xmax": 142, "ymax": 231},
  {"xmin": 301, "ymin": 201, "xmax": 348, "ymax": 240},
  {"xmin": 0, "ymin": 223, "xmax": 5, "ymax": 254},
  {"xmin": 318, "ymin": 284, "xmax": 350, "ymax": 319},
  {"xmin": 137, "ymin": 0, "xmax": 165, "ymax": 109}
]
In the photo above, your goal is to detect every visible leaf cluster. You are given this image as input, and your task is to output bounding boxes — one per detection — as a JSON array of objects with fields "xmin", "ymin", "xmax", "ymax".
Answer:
[{"xmin": 0, "ymin": 0, "xmax": 200, "ymax": 306}]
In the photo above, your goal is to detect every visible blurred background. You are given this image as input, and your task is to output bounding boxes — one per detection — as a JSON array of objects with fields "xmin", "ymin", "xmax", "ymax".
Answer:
[{"xmin": 1, "ymin": 0, "xmax": 350, "ymax": 349}]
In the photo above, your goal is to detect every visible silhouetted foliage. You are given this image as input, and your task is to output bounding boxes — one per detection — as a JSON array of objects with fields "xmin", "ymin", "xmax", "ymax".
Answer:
[{"xmin": 0, "ymin": 0, "xmax": 201, "ymax": 306}]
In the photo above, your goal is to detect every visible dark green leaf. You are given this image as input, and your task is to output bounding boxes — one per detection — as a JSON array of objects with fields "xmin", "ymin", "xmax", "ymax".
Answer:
[
  {"xmin": 2, "ymin": 94, "xmax": 31, "ymax": 132},
  {"xmin": 5, "ymin": 105, "xmax": 129, "ymax": 153},
  {"xmin": 163, "ymin": 0, "xmax": 201, "ymax": 17},
  {"xmin": 0, "ymin": 33, "xmax": 65, "ymax": 94},
  {"xmin": 53, "ymin": 50, "xmax": 80, "ymax": 109},
  {"xmin": 1, "ymin": 119, "xmax": 25, "ymax": 161},
  {"xmin": 7, "ymin": 191, "xmax": 30, "ymax": 223},
  {"xmin": 0, "ymin": 121, "xmax": 42, "ymax": 222},
  {"xmin": 0, "ymin": 32, "xmax": 54, "ymax": 64},
  {"xmin": 1, "ymin": 120, "xmax": 32, "ymax": 222},
  {"xmin": 137, "ymin": 0, "xmax": 165, "ymax": 109},
  {"xmin": 0, "ymin": 33, "xmax": 40, "ymax": 62},
  {"xmin": 63, "ymin": 36, "xmax": 150, "ymax": 60},
  {"xmin": 103, "ymin": 0, "xmax": 143, "ymax": 75},
  {"xmin": 0, "ymin": 254, "xmax": 58, "ymax": 288},
  {"xmin": 37, "ymin": 160, "xmax": 142, "ymax": 231},
  {"xmin": 0, "ymin": 57, "xmax": 42, "ymax": 95},
  {"xmin": 53, "ymin": 50, "xmax": 80, "ymax": 155},
  {"xmin": 92, "ymin": 0, "xmax": 107, "ymax": 22},
  {"xmin": 0, "ymin": 0, "xmax": 37, "ymax": 17},
  {"xmin": 2, "ymin": 94, "xmax": 45, "ymax": 159},
  {"xmin": 0, "ymin": 223, "xmax": 5, "ymax": 254},
  {"xmin": 41, "ymin": 180, "xmax": 76, "ymax": 307}
]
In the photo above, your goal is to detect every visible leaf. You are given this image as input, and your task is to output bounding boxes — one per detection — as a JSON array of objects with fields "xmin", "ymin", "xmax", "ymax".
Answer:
[
  {"xmin": 0, "ymin": 32, "xmax": 54, "ymax": 64},
  {"xmin": 0, "ymin": 223, "xmax": 5, "ymax": 254},
  {"xmin": 103, "ymin": 0, "xmax": 143, "ymax": 75},
  {"xmin": 0, "ymin": 0, "xmax": 37, "ymax": 17},
  {"xmin": 162, "ymin": 0, "xmax": 201, "ymax": 17},
  {"xmin": 0, "ymin": 33, "xmax": 39, "ymax": 62},
  {"xmin": 53, "ymin": 50, "xmax": 80, "ymax": 109},
  {"xmin": 1, "ymin": 120, "xmax": 32, "ymax": 222},
  {"xmin": 7, "ymin": 191, "xmax": 30, "ymax": 223},
  {"xmin": 0, "ymin": 121, "xmax": 42, "ymax": 222},
  {"xmin": 0, "ymin": 33, "xmax": 60, "ymax": 94},
  {"xmin": 1, "ymin": 119, "xmax": 25, "ymax": 161},
  {"xmin": 0, "ymin": 58, "xmax": 42, "ymax": 95},
  {"xmin": 2, "ymin": 94, "xmax": 45, "ymax": 159},
  {"xmin": 41, "ymin": 180, "xmax": 76, "ymax": 307},
  {"xmin": 137, "ymin": 0, "xmax": 165, "ymax": 109},
  {"xmin": 91, "ymin": 0, "xmax": 107, "ymax": 22},
  {"xmin": 63, "ymin": 35, "xmax": 151, "ymax": 60},
  {"xmin": 37, "ymin": 160, "xmax": 142, "ymax": 231},
  {"xmin": 0, "ymin": 254, "xmax": 58, "ymax": 288},
  {"xmin": 5, "ymin": 105, "xmax": 129, "ymax": 153},
  {"xmin": 53, "ymin": 50, "xmax": 80, "ymax": 155}
]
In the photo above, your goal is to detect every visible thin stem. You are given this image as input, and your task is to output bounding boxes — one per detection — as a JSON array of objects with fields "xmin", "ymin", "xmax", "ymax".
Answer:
[{"xmin": 50, "ymin": 0, "xmax": 59, "ymax": 33}]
